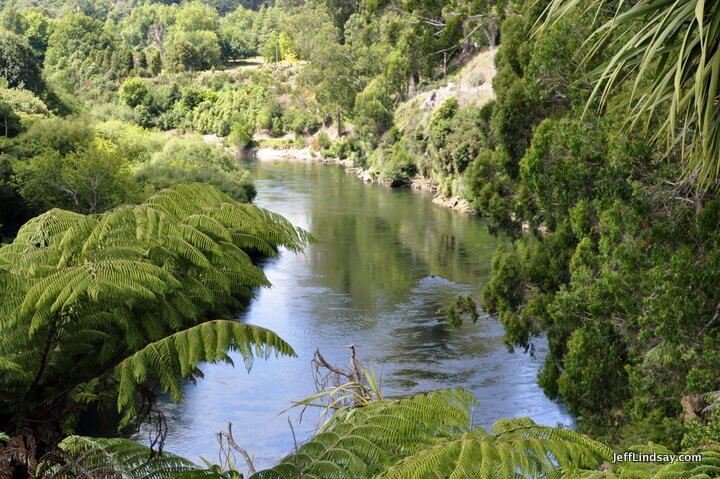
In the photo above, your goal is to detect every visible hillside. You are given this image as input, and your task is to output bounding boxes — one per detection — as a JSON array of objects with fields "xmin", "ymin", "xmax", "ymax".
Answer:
[{"xmin": 395, "ymin": 48, "xmax": 497, "ymax": 133}]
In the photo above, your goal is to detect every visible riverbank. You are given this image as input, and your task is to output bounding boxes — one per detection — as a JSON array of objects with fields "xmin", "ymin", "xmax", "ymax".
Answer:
[{"xmin": 252, "ymin": 145, "xmax": 476, "ymax": 215}]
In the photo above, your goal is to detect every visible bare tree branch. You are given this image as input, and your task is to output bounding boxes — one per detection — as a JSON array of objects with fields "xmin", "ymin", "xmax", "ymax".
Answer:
[{"xmin": 218, "ymin": 423, "xmax": 256, "ymax": 477}]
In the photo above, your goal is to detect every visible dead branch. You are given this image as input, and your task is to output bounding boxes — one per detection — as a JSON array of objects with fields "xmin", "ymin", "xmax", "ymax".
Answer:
[
  {"xmin": 217, "ymin": 423, "xmax": 256, "ymax": 477},
  {"xmin": 313, "ymin": 348, "xmax": 352, "ymax": 380},
  {"xmin": 312, "ymin": 346, "xmax": 370, "ymax": 407}
]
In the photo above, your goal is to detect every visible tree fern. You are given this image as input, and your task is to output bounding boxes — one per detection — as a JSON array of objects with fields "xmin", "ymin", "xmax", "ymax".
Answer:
[
  {"xmin": 0, "ymin": 183, "xmax": 309, "ymax": 477},
  {"xmin": 37, "ymin": 436, "xmax": 228, "ymax": 478},
  {"xmin": 380, "ymin": 417, "xmax": 610, "ymax": 479},
  {"xmin": 255, "ymin": 389, "xmax": 609, "ymax": 479}
]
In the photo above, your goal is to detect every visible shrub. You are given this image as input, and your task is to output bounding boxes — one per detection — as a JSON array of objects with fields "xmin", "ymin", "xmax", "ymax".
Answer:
[
  {"xmin": 228, "ymin": 121, "xmax": 254, "ymax": 149},
  {"xmin": 285, "ymin": 108, "xmax": 320, "ymax": 136},
  {"xmin": 256, "ymin": 101, "xmax": 283, "ymax": 131},
  {"xmin": 137, "ymin": 136, "xmax": 256, "ymax": 201},
  {"xmin": 119, "ymin": 78, "xmax": 150, "ymax": 107},
  {"xmin": 0, "ymin": 87, "xmax": 50, "ymax": 137},
  {"xmin": 315, "ymin": 131, "xmax": 332, "ymax": 150},
  {"xmin": 682, "ymin": 411, "xmax": 720, "ymax": 450},
  {"xmin": 10, "ymin": 116, "xmax": 94, "ymax": 157},
  {"xmin": 377, "ymin": 142, "xmax": 417, "ymax": 186},
  {"xmin": 136, "ymin": 163, "xmax": 256, "ymax": 203},
  {"xmin": 329, "ymin": 136, "xmax": 362, "ymax": 160},
  {"xmin": 269, "ymin": 116, "xmax": 285, "ymax": 137},
  {"xmin": 94, "ymin": 120, "xmax": 165, "ymax": 164}
]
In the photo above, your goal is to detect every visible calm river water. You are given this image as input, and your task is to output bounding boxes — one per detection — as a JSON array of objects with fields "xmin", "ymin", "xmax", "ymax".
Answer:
[{"xmin": 145, "ymin": 158, "xmax": 573, "ymax": 470}]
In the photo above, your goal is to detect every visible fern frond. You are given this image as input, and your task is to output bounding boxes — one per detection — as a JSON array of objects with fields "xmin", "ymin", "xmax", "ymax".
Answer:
[
  {"xmin": 38, "ymin": 436, "xmax": 226, "ymax": 478},
  {"xmin": 381, "ymin": 418, "xmax": 610, "ymax": 479},
  {"xmin": 14, "ymin": 209, "xmax": 88, "ymax": 249},
  {"xmin": 115, "ymin": 320, "xmax": 295, "ymax": 414},
  {"xmin": 258, "ymin": 389, "xmax": 609, "ymax": 479},
  {"xmin": 256, "ymin": 389, "xmax": 476, "ymax": 479}
]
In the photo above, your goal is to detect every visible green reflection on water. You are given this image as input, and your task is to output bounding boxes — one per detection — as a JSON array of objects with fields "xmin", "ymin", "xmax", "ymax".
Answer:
[{"xmin": 245, "ymin": 159, "xmax": 499, "ymax": 311}]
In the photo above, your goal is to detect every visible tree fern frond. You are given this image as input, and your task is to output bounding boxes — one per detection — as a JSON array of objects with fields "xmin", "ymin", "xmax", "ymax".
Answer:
[
  {"xmin": 38, "ymin": 436, "xmax": 226, "ymax": 478},
  {"xmin": 14, "ymin": 209, "xmax": 88, "ymax": 250},
  {"xmin": 380, "ymin": 417, "xmax": 610, "ymax": 479},
  {"xmin": 231, "ymin": 233, "xmax": 276, "ymax": 257},
  {"xmin": 258, "ymin": 389, "xmax": 609, "ymax": 479},
  {"xmin": 256, "ymin": 389, "xmax": 476, "ymax": 479},
  {"xmin": 115, "ymin": 320, "xmax": 295, "ymax": 413}
]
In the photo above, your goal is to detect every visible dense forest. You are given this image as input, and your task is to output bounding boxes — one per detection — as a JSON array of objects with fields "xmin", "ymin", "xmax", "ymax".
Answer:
[{"xmin": 1, "ymin": 0, "xmax": 720, "ymax": 477}]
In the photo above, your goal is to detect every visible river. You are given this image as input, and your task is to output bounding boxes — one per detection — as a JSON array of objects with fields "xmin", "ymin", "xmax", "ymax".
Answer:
[{"xmin": 144, "ymin": 157, "xmax": 574, "ymax": 471}]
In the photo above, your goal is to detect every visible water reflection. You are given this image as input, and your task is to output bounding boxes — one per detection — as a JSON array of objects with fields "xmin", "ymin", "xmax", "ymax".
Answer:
[{"xmin": 144, "ymin": 159, "xmax": 573, "ymax": 470}]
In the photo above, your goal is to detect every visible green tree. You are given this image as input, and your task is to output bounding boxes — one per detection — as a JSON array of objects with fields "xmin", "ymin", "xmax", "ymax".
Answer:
[
  {"xmin": 147, "ymin": 48, "xmax": 162, "ymax": 75},
  {"xmin": 119, "ymin": 77, "xmax": 149, "ymax": 108},
  {"xmin": 557, "ymin": 322, "xmax": 629, "ymax": 414},
  {"xmin": 320, "ymin": 0, "xmax": 360, "ymax": 34},
  {"xmin": 219, "ymin": 6, "xmax": 257, "ymax": 60},
  {"xmin": 118, "ymin": 3, "xmax": 175, "ymax": 52},
  {"xmin": 12, "ymin": 138, "xmax": 139, "ymax": 213},
  {"xmin": 16, "ymin": 9, "xmax": 51, "ymax": 62},
  {"xmin": 44, "ymin": 13, "xmax": 126, "ymax": 84},
  {"xmin": 227, "ymin": 120, "xmax": 254, "ymax": 149},
  {"xmin": 300, "ymin": 43, "xmax": 359, "ymax": 135},
  {"xmin": 354, "ymin": 76, "xmax": 393, "ymax": 141},
  {"xmin": 164, "ymin": 30, "xmax": 222, "ymax": 72},
  {"xmin": 0, "ymin": 30, "xmax": 44, "ymax": 93},
  {"xmin": 260, "ymin": 31, "xmax": 282, "ymax": 63},
  {"xmin": 285, "ymin": 4, "xmax": 338, "ymax": 60},
  {"xmin": 175, "ymin": 1, "xmax": 220, "ymax": 33},
  {"xmin": 0, "ymin": 0, "xmax": 20, "ymax": 32}
]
